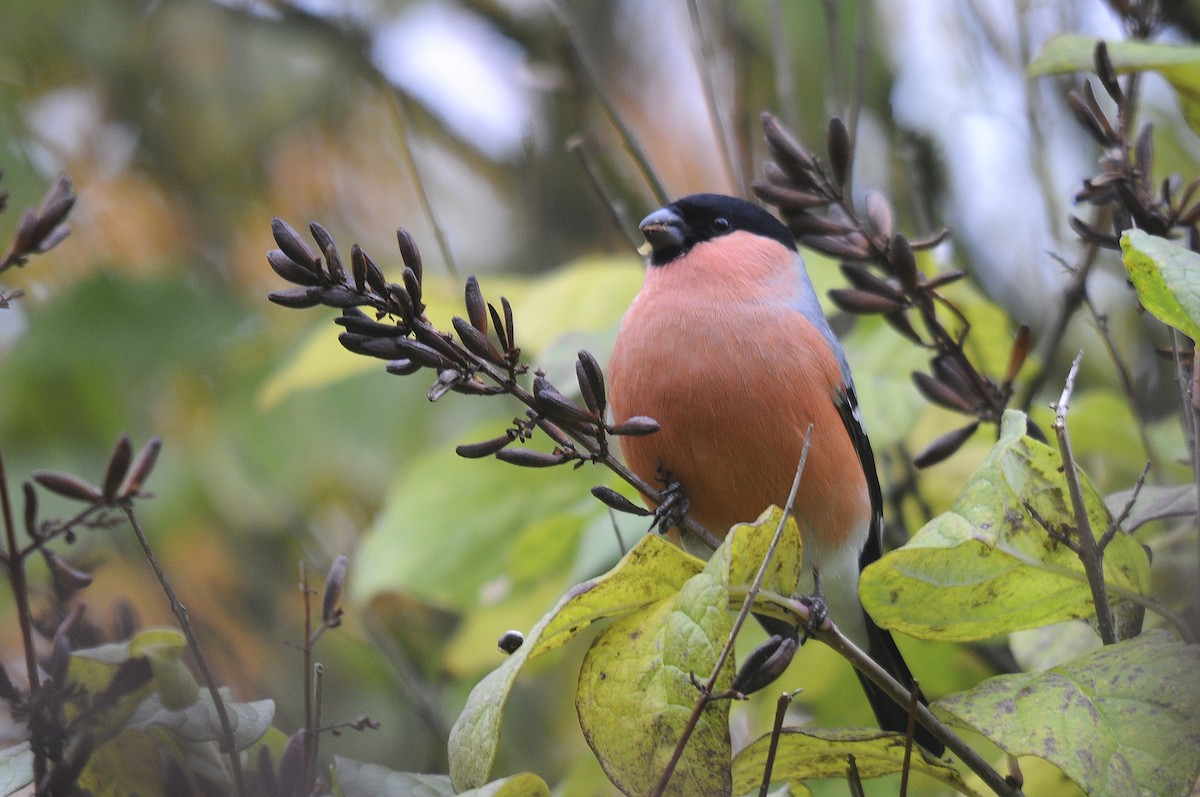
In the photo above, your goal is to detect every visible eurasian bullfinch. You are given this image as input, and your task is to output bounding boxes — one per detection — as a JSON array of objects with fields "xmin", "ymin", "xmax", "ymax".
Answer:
[{"xmin": 608, "ymin": 193, "xmax": 943, "ymax": 755}]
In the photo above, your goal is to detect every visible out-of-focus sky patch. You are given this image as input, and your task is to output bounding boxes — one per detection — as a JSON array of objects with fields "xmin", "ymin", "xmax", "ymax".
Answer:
[{"xmin": 372, "ymin": 0, "xmax": 543, "ymax": 161}]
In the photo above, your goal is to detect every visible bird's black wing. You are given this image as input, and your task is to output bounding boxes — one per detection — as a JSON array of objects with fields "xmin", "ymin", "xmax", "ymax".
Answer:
[{"xmin": 834, "ymin": 386, "xmax": 945, "ymax": 756}]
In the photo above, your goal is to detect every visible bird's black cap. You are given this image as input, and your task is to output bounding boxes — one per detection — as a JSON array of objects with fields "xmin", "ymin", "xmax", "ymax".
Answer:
[{"xmin": 639, "ymin": 194, "xmax": 796, "ymax": 266}]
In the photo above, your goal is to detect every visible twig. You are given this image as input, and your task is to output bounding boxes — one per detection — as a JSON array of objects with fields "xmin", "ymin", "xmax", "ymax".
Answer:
[
  {"xmin": 1052, "ymin": 352, "xmax": 1117, "ymax": 645},
  {"xmin": 766, "ymin": 0, "xmax": 798, "ymax": 131},
  {"xmin": 121, "ymin": 504, "xmax": 246, "ymax": 796},
  {"xmin": 566, "ymin": 135, "xmax": 642, "ymax": 251},
  {"xmin": 758, "ymin": 689, "xmax": 799, "ymax": 797},
  {"xmin": 686, "ymin": 0, "xmax": 746, "ymax": 195},
  {"xmin": 1101, "ymin": 462, "xmax": 1151, "ymax": 550},
  {"xmin": 814, "ymin": 622, "xmax": 1022, "ymax": 797},
  {"xmin": 0, "ymin": 448, "xmax": 43, "ymax": 785},
  {"xmin": 301, "ymin": 561, "xmax": 316, "ymax": 792},
  {"xmin": 310, "ymin": 662, "xmax": 325, "ymax": 789},
  {"xmin": 650, "ymin": 425, "xmax": 813, "ymax": 797},
  {"xmin": 547, "ymin": 0, "xmax": 670, "ymax": 206},
  {"xmin": 382, "ymin": 90, "xmax": 460, "ymax": 279}
]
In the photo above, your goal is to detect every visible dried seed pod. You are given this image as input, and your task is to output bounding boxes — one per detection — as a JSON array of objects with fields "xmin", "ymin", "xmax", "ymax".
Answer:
[
  {"xmin": 389, "ymin": 282, "xmax": 416, "ymax": 322},
  {"xmin": 23, "ymin": 481, "xmax": 37, "ymax": 538},
  {"xmin": 1082, "ymin": 82, "xmax": 1120, "ymax": 144},
  {"xmin": 608, "ymin": 416, "xmax": 660, "ymax": 436},
  {"xmin": 827, "ymin": 117, "xmax": 852, "ymax": 188},
  {"xmin": 829, "ymin": 288, "xmax": 906, "ymax": 315},
  {"xmin": 120, "ymin": 437, "xmax": 163, "ymax": 499},
  {"xmin": 732, "ymin": 634, "xmax": 797, "ymax": 695},
  {"xmin": 1068, "ymin": 214, "xmax": 1120, "ymax": 249},
  {"xmin": 495, "ymin": 448, "xmax": 569, "ymax": 467},
  {"xmin": 883, "ymin": 309, "xmax": 923, "ymax": 345},
  {"xmin": 385, "ymin": 358, "xmax": 422, "ymax": 376},
  {"xmin": 396, "ymin": 228, "xmax": 423, "ymax": 284},
  {"xmin": 322, "ymin": 554, "xmax": 349, "ymax": 628},
  {"xmin": 359, "ymin": 246, "xmax": 388, "ymax": 296},
  {"xmin": 349, "ymin": 244, "xmax": 368, "ymax": 293},
  {"xmin": 403, "ymin": 267, "xmax": 424, "ymax": 315},
  {"xmin": 267, "ymin": 249, "xmax": 322, "ymax": 287},
  {"xmin": 498, "ymin": 630, "xmax": 524, "ymax": 654},
  {"xmin": 450, "ymin": 378, "xmax": 505, "ymax": 396},
  {"xmin": 1004, "ymin": 325, "xmax": 1032, "ymax": 388},
  {"xmin": 335, "ymin": 310, "xmax": 405, "ymax": 338},
  {"xmin": 452, "ymin": 316, "xmax": 505, "ymax": 365},
  {"xmin": 782, "ymin": 210, "xmax": 858, "ymax": 237},
  {"xmin": 534, "ymin": 378, "xmax": 598, "ymax": 426},
  {"xmin": 760, "ymin": 159, "xmax": 793, "ymax": 187},
  {"xmin": 271, "ymin": 218, "xmax": 320, "ymax": 271},
  {"xmin": 913, "ymin": 422, "xmax": 980, "ymax": 469},
  {"xmin": 428, "ymin": 369, "xmax": 463, "ymax": 402},
  {"xmin": 889, "ymin": 233, "xmax": 919, "ymax": 293},
  {"xmin": 930, "ymin": 355, "xmax": 978, "ymax": 398},
  {"xmin": 591, "ymin": 485, "xmax": 652, "ymax": 516},
  {"xmin": 576, "ymin": 350, "xmax": 606, "ymax": 416},
  {"xmin": 33, "ymin": 470, "xmax": 103, "ymax": 503},
  {"xmin": 501, "ymin": 296, "xmax": 515, "ymax": 351},
  {"xmin": 102, "ymin": 434, "xmax": 133, "ymax": 504},
  {"xmin": 752, "ymin": 180, "xmax": 831, "ymax": 211},
  {"xmin": 268, "ymin": 287, "xmax": 322, "ymax": 309},
  {"xmin": 412, "ymin": 323, "xmax": 466, "ymax": 364},
  {"xmin": 863, "ymin": 191, "xmax": 895, "ymax": 240},
  {"xmin": 309, "ymin": 222, "xmax": 344, "ymax": 283},
  {"xmin": 801, "ymin": 232, "xmax": 872, "ymax": 261},
  {"xmin": 1067, "ymin": 89, "xmax": 1114, "ymax": 148},
  {"xmin": 1094, "ymin": 41, "xmax": 1122, "ymax": 103},
  {"xmin": 37, "ymin": 174, "xmax": 74, "ymax": 224},
  {"xmin": 1134, "ymin": 122, "xmax": 1154, "ymax": 173},
  {"xmin": 465, "ymin": 275, "xmax": 488, "ymax": 333},
  {"xmin": 277, "ymin": 729, "xmax": 307, "ymax": 797},
  {"xmin": 45, "ymin": 550, "xmax": 93, "ymax": 592},
  {"xmin": 456, "ymin": 434, "xmax": 515, "ymax": 459},
  {"xmin": 912, "ymin": 371, "xmax": 977, "ymax": 414},
  {"xmin": 12, "ymin": 208, "xmax": 37, "ymax": 255},
  {"xmin": 395, "ymin": 338, "xmax": 457, "ymax": 370},
  {"xmin": 761, "ymin": 112, "xmax": 819, "ymax": 187},
  {"xmin": 487, "ymin": 303, "xmax": 509, "ymax": 353},
  {"xmin": 908, "ymin": 228, "xmax": 951, "ymax": 251},
  {"xmin": 840, "ymin": 262, "xmax": 905, "ymax": 302},
  {"xmin": 310, "ymin": 285, "xmax": 363, "ymax": 308}
]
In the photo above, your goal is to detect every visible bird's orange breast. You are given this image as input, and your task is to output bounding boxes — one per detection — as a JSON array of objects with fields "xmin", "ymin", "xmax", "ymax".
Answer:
[{"xmin": 608, "ymin": 282, "xmax": 870, "ymax": 558}]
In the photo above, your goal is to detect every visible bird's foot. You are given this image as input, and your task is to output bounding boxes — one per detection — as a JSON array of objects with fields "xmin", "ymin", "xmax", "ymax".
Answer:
[
  {"xmin": 797, "ymin": 570, "xmax": 828, "ymax": 644},
  {"xmin": 649, "ymin": 468, "xmax": 690, "ymax": 534}
]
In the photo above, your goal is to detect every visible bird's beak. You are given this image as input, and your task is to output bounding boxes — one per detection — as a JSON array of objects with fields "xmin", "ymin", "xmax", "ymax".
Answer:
[{"xmin": 638, "ymin": 207, "xmax": 686, "ymax": 256}]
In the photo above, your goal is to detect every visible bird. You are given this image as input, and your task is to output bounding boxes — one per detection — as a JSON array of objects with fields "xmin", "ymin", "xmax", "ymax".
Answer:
[{"xmin": 607, "ymin": 193, "xmax": 943, "ymax": 755}]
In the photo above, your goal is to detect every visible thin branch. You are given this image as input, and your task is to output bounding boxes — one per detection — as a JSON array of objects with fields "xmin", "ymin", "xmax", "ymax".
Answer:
[
  {"xmin": 0, "ymin": 449, "xmax": 43, "ymax": 785},
  {"xmin": 758, "ymin": 689, "xmax": 798, "ymax": 797},
  {"xmin": 1101, "ymin": 461, "xmax": 1151, "ymax": 550},
  {"xmin": 547, "ymin": 0, "xmax": 670, "ymax": 206},
  {"xmin": 686, "ymin": 0, "xmax": 746, "ymax": 195},
  {"xmin": 566, "ymin": 135, "xmax": 642, "ymax": 251},
  {"xmin": 121, "ymin": 504, "xmax": 246, "ymax": 796},
  {"xmin": 1052, "ymin": 352, "xmax": 1117, "ymax": 645},
  {"xmin": 814, "ymin": 622, "xmax": 1022, "ymax": 797},
  {"xmin": 382, "ymin": 90, "xmax": 461, "ymax": 279},
  {"xmin": 651, "ymin": 425, "xmax": 813, "ymax": 797}
]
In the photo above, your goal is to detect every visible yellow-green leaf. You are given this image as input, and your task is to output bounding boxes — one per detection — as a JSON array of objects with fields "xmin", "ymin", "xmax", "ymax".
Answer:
[
  {"xmin": 448, "ymin": 534, "xmax": 702, "ymax": 791},
  {"xmin": 577, "ymin": 565, "xmax": 733, "ymax": 797},
  {"xmin": 1029, "ymin": 34, "xmax": 1200, "ymax": 133},
  {"xmin": 861, "ymin": 410, "xmax": 1151, "ymax": 641},
  {"xmin": 730, "ymin": 728, "xmax": 972, "ymax": 797},
  {"xmin": 1120, "ymin": 229, "xmax": 1200, "ymax": 341},
  {"xmin": 935, "ymin": 630, "xmax": 1200, "ymax": 797}
]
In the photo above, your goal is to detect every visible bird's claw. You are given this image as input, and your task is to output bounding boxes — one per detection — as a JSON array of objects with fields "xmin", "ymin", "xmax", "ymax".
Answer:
[
  {"xmin": 797, "ymin": 570, "xmax": 828, "ymax": 644},
  {"xmin": 649, "ymin": 469, "xmax": 690, "ymax": 533}
]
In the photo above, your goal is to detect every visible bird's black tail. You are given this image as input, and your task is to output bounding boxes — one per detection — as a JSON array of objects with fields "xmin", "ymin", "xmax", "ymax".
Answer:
[{"xmin": 858, "ymin": 609, "xmax": 945, "ymax": 756}]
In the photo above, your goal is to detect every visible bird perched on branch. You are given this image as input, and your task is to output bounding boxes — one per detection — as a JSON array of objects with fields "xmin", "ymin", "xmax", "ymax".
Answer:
[{"xmin": 608, "ymin": 193, "xmax": 943, "ymax": 755}]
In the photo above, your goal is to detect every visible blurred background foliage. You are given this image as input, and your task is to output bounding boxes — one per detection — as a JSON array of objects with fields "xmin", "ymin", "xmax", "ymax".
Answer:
[{"xmin": 0, "ymin": 1, "xmax": 1196, "ymax": 795}]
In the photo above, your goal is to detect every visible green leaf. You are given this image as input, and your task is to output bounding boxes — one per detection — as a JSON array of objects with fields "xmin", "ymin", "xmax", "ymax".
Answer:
[
  {"xmin": 0, "ymin": 742, "xmax": 33, "ymax": 796},
  {"xmin": 935, "ymin": 630, "xmax": 1200, "ymax": 797},
  {"xmin": 1120, "ymin": 230, "xmax": 1200, "ymax": 341},
  {"xmin": 127, "ymin": 689, "xmax": 275, "ymax": 750},
  {"xmin": 332, "ymin": 756, "xmax": 456, "ymax": 797},
  {"xmin": 1029, "ymin": 34, "xmax": 1200, "ymax": 133},
  {"xmin": 576, "ymin": 564, "xmax": 733, "ymax": 797},
  {"xmin": 861, "ymin": 410, "xmax": 1151, "ymax": 641},
  {"xmin": 730, "ymin": 728, "xmax": 972, "ymax": 797},
  {"xmin": 449, "ymin": 534, "xmax": 702, "ymax": 790}
]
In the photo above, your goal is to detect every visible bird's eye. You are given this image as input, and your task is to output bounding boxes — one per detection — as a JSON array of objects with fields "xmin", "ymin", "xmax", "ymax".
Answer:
[{"xmin": 711, "ymin": 217, "xmax": 731, "ymax": 233}]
